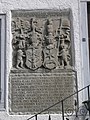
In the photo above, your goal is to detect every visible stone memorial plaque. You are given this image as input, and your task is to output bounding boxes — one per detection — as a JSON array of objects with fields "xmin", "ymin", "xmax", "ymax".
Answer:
[
  {"xmin": 9, "ymin": 70, "xmax": 76, "ymax": 114},
  {"xmin": 9, "ymin": 9, "xmax": 76, "ymax": 114}
]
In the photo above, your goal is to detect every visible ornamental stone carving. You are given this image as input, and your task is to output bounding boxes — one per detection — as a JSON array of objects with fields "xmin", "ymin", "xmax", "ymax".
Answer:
[
  {"xmin": 11, "ymin": 10, "xmax": 73, "ymax": 70},
  {"xmin": 9, "ymin": 10, "xmax": 76, "ymax": 115}
]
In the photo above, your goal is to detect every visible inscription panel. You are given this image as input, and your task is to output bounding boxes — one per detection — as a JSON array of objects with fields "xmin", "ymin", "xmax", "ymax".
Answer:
[{"xmin": 9, "ymin": 71, "xmax": 76, "ymax": 114}]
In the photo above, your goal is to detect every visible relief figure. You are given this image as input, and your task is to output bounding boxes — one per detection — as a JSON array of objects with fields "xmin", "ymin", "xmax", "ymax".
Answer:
[
  {"xmin": 58, "ymin": 19, "xmax": 71, "ymax": 68},
  {"xmin": 58, "ymin": 44, "xmax": 71, "ymax": 68},
  {"xmin": 16, "ymin": 49, "xmax": 25, "ymax": 69}
]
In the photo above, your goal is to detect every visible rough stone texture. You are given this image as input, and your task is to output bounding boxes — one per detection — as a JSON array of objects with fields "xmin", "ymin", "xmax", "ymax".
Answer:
[
  {"xmin": 0, "ymin": 0, "xmax": 81, "ymax": 120},
  {"xmin": 9, "ymin": 70, "xmax": 76, "ymax": 114},
  {"xmin": 0, "ymin": 112, "xmax": 63, "ymax": 120},
  {"xmin": 9, "ymin": 9, "xmax": 77, "ymax": 115},
  {"xmin": 11, "ymin": 10, "xmax": 72, "ymax": 70}
]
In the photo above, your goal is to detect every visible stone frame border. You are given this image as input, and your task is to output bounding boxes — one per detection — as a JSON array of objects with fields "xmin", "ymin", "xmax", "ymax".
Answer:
[{"xmin": 0, "ymin": 14, "xmax": 6, "ymax": 111}]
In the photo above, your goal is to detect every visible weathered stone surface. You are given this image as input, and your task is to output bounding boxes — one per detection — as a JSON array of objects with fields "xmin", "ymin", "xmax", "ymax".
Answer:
[
  {"xmin": 9, "ymin": 10, "xmax": 76, "ymax": 115},
  {"xmin": 9, "ymin": 69, "xmax": 76, "ymax": 114},
  {"xmin": 11, "ymin": 9, "xmax": 73, "ymax": 70}
]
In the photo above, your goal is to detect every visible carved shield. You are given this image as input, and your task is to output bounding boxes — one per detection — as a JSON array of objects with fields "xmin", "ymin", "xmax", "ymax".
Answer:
[
  {"xmin": 43, "ymin": 45, "xmax": 58, "ymax": 69},
  {"xmin": 25, "ymin": 46, "xmax": 42, "ymax": 70}
]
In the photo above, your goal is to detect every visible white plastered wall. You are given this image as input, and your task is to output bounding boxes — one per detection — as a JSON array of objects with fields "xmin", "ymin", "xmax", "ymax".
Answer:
[{"xmin": 0, "ymin": 0, "xmax": 83, "ymax": 120}]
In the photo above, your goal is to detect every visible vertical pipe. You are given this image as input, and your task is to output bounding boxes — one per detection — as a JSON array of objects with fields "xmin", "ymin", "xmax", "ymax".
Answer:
[
  {"xmin": 87, "ymin": 86, "xmax": 90, "ymax": 100},
  {"xmin": 75, "ymin": 70, "xmax": 79, "ymax": 116},
  {"xmin": 35, "ymin": 115, "xmax": 37, "ymax": 120},
  {"xmin": 61, "ymin": 100, "xmax": 64, "ymax": 120},
  {"xmin": 49, "ymin": 115, "xmax": 51, "ymax": 120},
  {"xmin": 75, "ymin": 71, "xmax": 79, "ymax": 107},
  {"xmin": 87, "ymin": 86, "xmax": 90, "ymax": 116}
]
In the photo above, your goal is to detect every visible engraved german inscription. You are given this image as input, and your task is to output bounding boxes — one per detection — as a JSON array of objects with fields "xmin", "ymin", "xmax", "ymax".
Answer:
[{"xmin": 9, "ymin": 71, "xmax": 75, "ymax": 114}]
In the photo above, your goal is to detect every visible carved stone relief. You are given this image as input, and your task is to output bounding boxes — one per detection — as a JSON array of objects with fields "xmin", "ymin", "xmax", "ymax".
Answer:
[
  {"xmin": 12, "ymin": 10, "xmax": 73, "ymax": 70},
  {"xmin": 9, "ymin": 10, "xmax": 76, "ymax": 114}
]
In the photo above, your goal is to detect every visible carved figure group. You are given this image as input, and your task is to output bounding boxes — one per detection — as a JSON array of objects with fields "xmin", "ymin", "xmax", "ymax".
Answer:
[{"xmin": 12, "ymin": 17, "xmax": 72, "ymax": 70}]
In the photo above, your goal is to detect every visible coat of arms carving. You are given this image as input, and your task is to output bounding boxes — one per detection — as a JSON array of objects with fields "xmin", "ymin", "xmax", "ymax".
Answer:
[
  {"xmin": 25, "ymin": 45, "xmax": 42, "ymax": 70},
  {"xmin": 11, "ymin": 10, "xmax": 73, "ymax": 70}
]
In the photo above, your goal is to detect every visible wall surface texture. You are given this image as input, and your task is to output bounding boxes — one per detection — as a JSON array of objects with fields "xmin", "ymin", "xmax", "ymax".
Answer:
[{"xmin": 0, "ymin": 0, "xmax": 82, "ymax": 120}]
